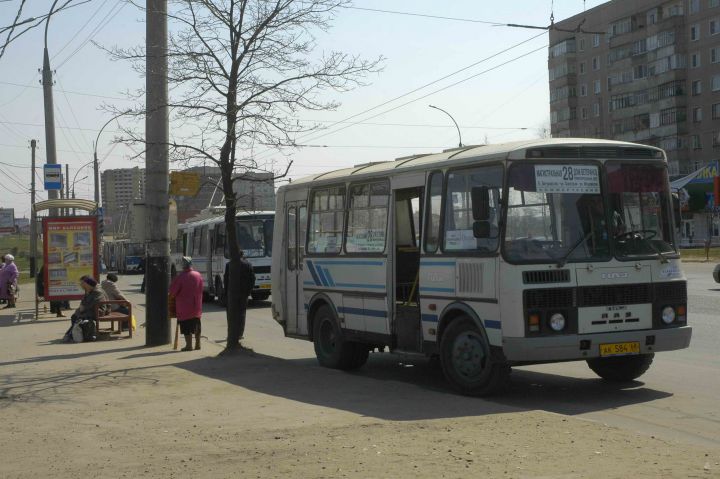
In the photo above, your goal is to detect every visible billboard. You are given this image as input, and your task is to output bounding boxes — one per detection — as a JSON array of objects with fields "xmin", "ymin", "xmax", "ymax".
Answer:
[
  {"xmin": 0, "ymin": 208, "xmax": 14, "ymax": 233},
  {"xmin": 42, "ymin": 216, "xmax": 99, "ymax": 300}
]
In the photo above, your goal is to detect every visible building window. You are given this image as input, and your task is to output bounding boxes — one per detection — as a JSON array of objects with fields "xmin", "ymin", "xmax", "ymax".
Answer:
[
  {"xmin": 713, "ymin": 103, "xmax": 720, "ymax": 119},
  {"xmin": 713, "ymin": 132, "xmax": 720, "ymax": 147},
  {"xmin": 580, "ymin": 83, "xmax": 588, "ymax": 96},
  {"xmin": 691, "ymin": 52, "xmax": 701, "ymax": 68},
  {"xmin": 692, "ymin": 79, "xmax": 703, "ymax": 95},
  {"xmin": 593, "ymin": 34, "xmax": 600, "ymax": 47},
  {"xmin": 711, "ymin": 18, "xmax": 720, "ymax": 34},
  {"xmin": 592, "ymin": 56, "xmax": 600, "ymax": 70},
  {"xmin": 579, "ymin": 37, "xmax": 585, "ymax": 51},
  {"xmin": 594, "ymin": 79, "xmax": 601, "ymax": 94},
  {"xmin": 713, "ymin": 74, "xmax": 720, "ymax": 90},
  {"xmin": 634, "ymin": 64, "xmax": 647, "ymax": 79},
  {"xmin": 692, "ymin": 135, "xmax": 702, "ymax": 150},
  {"xmin": 693, "ymin": 107, "xmax": 703, "ymax": 122},
  {"xmin": 579, "ymin": 61, "xmax": 586, "ymax": 74},
  {"xmin": 593, "ymin": 103, "xmax": 600, "ymax": 117},
  {"xmin": 711, "ymin": 0, "xmax": 720, "ymax": 8},
  {"xmin": 581, "ymin": 107, "xmax": 588, "ymax": 119},
  {"xmin": 690, "ymin": 0, "xmax": 700, "ymax": 13},
  {"xmin": 691, "ymin": 24, "xmax": 700, "ymax": 40},
  {"xmin": 712, "ymin": 47, "xmax": 720, "ymax": 63}
]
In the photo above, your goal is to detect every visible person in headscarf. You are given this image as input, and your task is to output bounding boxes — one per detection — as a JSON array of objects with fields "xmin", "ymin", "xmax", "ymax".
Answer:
[
  {"xmin": 0, "ymin": 254, "xmax": 19, "ymax": 308},
  {"xmin": 169, "ymin": 256, "xmax": 204, "ymax": 351},
  {"xmin": 63, "ymin": 276, "xmax": 108, "ymax": 342}
]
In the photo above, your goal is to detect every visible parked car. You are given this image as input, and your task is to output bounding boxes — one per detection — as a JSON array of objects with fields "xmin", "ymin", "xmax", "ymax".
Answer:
[{"xmin": 713, "ymin": 264, "xmax": 720, "ymax": 283}]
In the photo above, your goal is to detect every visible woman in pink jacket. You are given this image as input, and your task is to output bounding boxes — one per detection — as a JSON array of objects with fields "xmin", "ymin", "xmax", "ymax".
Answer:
[
  {"xmin": 169, "ymin": 256, "xmax": 204, "ymax": 351},
  {"xmin": 0, "ymin": 254, "xmax": 19, "ymax": 308}
]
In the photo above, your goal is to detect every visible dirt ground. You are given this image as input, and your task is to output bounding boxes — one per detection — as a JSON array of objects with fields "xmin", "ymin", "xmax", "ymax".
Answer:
[{"xmin": 1, "ymin": 298, "xmax": 719, "ymax": 479}]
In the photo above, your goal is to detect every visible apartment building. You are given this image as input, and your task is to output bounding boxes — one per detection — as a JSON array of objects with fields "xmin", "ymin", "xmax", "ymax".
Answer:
[
  {"xmin": 549, "ymin": 0, "xmax": 720, "ymax": 176},
  {"xmin": 100, "ymin": 167, "xmax": 146, "ymax": 234}
]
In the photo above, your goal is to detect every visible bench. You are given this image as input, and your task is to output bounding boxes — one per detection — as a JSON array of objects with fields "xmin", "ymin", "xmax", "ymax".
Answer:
[{"xmin": 94, "ymin": 300, "xmax": 133, "ymax": 338}]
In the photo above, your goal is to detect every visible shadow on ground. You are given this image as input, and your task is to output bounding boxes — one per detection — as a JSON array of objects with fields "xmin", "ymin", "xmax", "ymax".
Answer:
[{"xmin": 173, "ymin": 348, "xmax": 673, "ymax": 422}]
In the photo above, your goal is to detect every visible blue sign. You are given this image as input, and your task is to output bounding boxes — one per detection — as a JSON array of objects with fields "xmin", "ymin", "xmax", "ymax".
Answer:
[{"xmin": 43, "ymin": 164, "xmax": 63, "ymax": 190}]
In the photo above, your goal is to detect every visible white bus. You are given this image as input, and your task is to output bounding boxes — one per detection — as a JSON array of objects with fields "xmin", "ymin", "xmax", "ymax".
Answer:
[
  {"xmin": 271, "ymin": 138, "xmax": 692, "ymax": 395},
  {"xmin": 172, "ymin": 211, "xmax": 274, "ymax": 303}
]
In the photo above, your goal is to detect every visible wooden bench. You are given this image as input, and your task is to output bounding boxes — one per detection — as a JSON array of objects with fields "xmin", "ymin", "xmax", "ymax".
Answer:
[{"xmin": 95, "ymin": 300, "xmax": 133, "ymax": 338}]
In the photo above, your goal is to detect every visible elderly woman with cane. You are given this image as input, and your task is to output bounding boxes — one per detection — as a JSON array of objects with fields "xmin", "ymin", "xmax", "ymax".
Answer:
[
  {"xmin": 169, "ymin": 256, "xmax": 204, "ymax": 351},
  {"xmin": 0, "ymin": 254, "xmax": 19, "ymax": 309}
]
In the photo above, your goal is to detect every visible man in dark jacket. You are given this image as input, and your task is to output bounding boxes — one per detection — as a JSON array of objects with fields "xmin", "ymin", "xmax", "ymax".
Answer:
[{"xmin": 235, "ymin": 251, "xmax": 255, "ymax": 338}]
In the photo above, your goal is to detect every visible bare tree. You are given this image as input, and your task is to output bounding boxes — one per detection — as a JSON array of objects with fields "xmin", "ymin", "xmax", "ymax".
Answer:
[{"xmin": 108, "ymin": 0, "xmax": 382, "ymax": 352}]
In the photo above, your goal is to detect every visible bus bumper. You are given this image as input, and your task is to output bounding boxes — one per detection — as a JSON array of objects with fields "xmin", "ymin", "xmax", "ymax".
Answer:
[{"xmin": 502, "ymin": 326, "xmax": 692, "ymax": 363}]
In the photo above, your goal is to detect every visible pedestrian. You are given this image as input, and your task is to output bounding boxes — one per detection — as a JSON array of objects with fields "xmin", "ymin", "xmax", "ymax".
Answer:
[
  {"xmin": 169, "ymin": 256, "xmax": 203, "ymax": 351},
  {"xmin": 0, "ymin": 254, "xmax": 19, "ymax": 309},
  {"xmin": 36, "ymin": 266, "xmax": 65, "ymax": 317},
  {"xmin": 139, "ymin": 256, "xmax": 146, "ymax": 293},
  {"xmin": 235, "ymin": 250, "xmax": 256, "ymax": 338},
  {"xmin": 63, "ymin": 276, "xmax": 108, "ymax": 342},
  {"xmin": 101, "ymin": 273, "xmax": 130, "ymax": 315}
]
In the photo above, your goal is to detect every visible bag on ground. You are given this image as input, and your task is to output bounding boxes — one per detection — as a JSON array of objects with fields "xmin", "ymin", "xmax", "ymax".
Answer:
[
  {"xmin": 79, "ymin": 319, "xmax": 96, "ymax": 342},
  {"xmin": 71, "ymin": 323, "xmax": 84, "ymax": 343}
]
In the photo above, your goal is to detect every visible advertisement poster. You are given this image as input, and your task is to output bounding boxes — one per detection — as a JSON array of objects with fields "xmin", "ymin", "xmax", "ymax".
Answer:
[{"xmin": 42, "ymin": 216, "xmax": 98, "ymax": 300}]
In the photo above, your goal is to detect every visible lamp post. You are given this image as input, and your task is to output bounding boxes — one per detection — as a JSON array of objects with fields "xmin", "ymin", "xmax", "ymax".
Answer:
[
  {"xmin": 429, "ymin": 104, "xmax": 463, "ymax": 148},
  {"xmin": 94, "ymin": 111, "xmax": 128, "ymax": 207}
]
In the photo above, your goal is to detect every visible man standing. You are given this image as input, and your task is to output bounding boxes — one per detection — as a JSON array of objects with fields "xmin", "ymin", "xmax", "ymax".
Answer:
[
  {"xmin": 236, "ymin": 250, "xmax": 256, "ymax": 338},
  {"xmin": 169, "ymin": 256, "xmax": 204, "ymax": 351}
]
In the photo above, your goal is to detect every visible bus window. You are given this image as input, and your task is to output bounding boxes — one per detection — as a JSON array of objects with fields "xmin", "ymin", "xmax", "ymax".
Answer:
[
  {"xmin": 193, "ymin": 227, "xmax": 202, "ymax": 256},
  {"xmin": 264, "ymin": 219, "xmax": 274, "ymax": 257},
  {"xmin": 215, "ymin": 223, "xmax": 226, "ymax": 256},
  {"xmin": 308, "ymin": 186, "xmax": 345, "ymax": 254},
  {"xmin": 424, "ymin": 172, "xmax": 443, "ymax": 253},
  {"xmin": 346, "ymin": 181, "xmax": 389, "ymax": 253},
  {"xmin": 237, "ymin": 221, "xmax": 265, "ymax": 257},
  {"xmin": 444, "ymin": 165, "xmax": 502, "ymax": 252},
  {"xmin": 198, "ymin": 226, "xmax": 209, "ymax": 255},
  {"xmin": 288, "ymin": 206, "xmax": 297, "ymax": 270},
  {"xmin": 298, "ymin": 206, "xmax": 307, "ymax": 260},
  {"xmin": 183, "ymin": 232, "xmax": 191, "ymax": 255}
]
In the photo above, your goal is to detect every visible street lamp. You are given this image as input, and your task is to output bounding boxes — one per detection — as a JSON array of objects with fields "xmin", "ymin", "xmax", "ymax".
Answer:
[
  {"xmin": 93, "ymin": 111, "xmax": 129, "ymax": 207},
  {"xmin": 42, "ymin": 0, "xmax": 61, "ymax": 213},
  {"xmin": 429, "ymin": 104, "xmax": 463, "ymax": 148}
]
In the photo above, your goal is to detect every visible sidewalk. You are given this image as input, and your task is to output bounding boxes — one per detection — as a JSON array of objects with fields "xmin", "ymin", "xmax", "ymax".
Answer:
[{"xmin": 1, "ymin": 294, "xmax": 718, "ymax": 478}]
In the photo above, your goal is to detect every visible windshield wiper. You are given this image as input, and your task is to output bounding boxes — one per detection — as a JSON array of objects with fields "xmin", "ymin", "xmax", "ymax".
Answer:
[
  {"xmin": 618, "ymin": 230, "xmax": 669, "ymax": 263},
  {"xmin": 556, "ymin": 232, "xmax": 592, "ymax": 268}
]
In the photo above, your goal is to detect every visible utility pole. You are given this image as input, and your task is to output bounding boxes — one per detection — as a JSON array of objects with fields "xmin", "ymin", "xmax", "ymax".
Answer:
[
  {"xmin": 145, "ymin": 0, "xmax": 171, "ymax": 345},
  {"xmin": 65, "ymin": 163, "xmax": 69, "ymax": 216},
  {"xmin": 42, "ymin": 0, "xmax": 61, "ymax": 216},
  {"xmin": 30, "ymin": 140, "xmax": 37, "ymax": 278}
]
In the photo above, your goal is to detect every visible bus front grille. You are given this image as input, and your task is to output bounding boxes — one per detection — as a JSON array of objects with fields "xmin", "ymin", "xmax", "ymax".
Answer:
[
  {"xmin": 524, "ymin": 283, "xmax": 676, "ymax": 311},
  {"xmin": 253, "ymin": 265, "xmax": 271, "ymax": 274},
  {"xmin": 578, "ymin": 284, "xmax": 652, "ymax": 307}
]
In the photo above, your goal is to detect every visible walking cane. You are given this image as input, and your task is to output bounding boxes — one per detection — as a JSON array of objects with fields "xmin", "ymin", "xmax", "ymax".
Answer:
[
  {"xmin": 170, "ymin": 294, "xmax": 178, "ymax": 350},
  {"xmin": 173, "ymin": 318, "xmax": 179, "ymax": 350}
]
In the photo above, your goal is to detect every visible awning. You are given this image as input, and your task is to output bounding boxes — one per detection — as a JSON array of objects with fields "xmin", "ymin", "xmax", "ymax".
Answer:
[{"xmin": 32, "ymin": 199, "xmax": 98, "ymax": 213}]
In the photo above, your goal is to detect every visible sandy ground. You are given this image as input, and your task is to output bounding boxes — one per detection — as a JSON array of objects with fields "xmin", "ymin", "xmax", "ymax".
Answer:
[{"xmin": 1, "ymin": 296, "xmax": 719, "ymax": 479}]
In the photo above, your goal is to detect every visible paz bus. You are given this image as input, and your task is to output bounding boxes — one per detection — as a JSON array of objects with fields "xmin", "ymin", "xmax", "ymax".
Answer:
[
  {"xmin": 271, "ymin": 138, "xmax": 691, "ymax": 395},
  {"xmin": 172, "ymin": 211, "xmax": 274, "ymax": 303},
  {"xmin": 103, "ymin": 239, "xmax": 145, "ymax": 273}
]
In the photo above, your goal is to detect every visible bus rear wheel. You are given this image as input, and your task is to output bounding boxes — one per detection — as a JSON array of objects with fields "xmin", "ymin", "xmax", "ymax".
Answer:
[
  {"xmin": 586, "ymin": 353, "xmax": 654, "ymax": 382},
  {"xmin": 439, "ymin": 316, "xmax": 509, "ymax": 396},
  {"xmin": 251, "ymin": 292, "xmax": 270, "ymax": 301},
  {"xmin": 313, "ymin": 305, "xmax": 368, "ymax": 370}
]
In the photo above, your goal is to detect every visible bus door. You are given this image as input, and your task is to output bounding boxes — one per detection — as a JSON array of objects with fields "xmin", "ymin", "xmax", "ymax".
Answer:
[
  {"xmin": 285, "ymin": 201, "xmax": 307, "ymax": 334},
  {"xmin": 393, "ymin": 184, "xmax": 424, "ymax": 352}
]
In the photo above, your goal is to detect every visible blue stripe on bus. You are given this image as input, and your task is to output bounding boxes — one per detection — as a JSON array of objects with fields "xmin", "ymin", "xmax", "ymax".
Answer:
[
  {"xmin": 419, "ymin": 286, "xmax": 455, "ymax": 293},
  {"xmin": 421, "ymin": 314, "xmax": 439, "ymax": 323},
  {"xmin": 338, "ymin": 306, "xmax": 387, "ymax": 318},
  {"xmin": 303, "ymin": 281, "xmax": 315, "ymax": 286},
  {"xmin": 316, "ymin": 266, "xmax": 329, "ymax": 286},
  {"xmin": 484, "ymin": 319, "xmax": 501, "ymax": 330},
  {"xmin": 305, "ymin": 260, "xmax": 321, "ymax": 286},
  {"xmin": 335, "ymin": 283, "xmax": 386, "ymax": 289},
  {"xmin": 420, "ymin": 261, "xmax": 456, "ymax": 267},
  {"xmin": 322, "ymin": 268, "xmax": 336, "ymax": 287},
  {"xmin": 313, "ymin": 260, "xmax": 384, "ymax": 266}
]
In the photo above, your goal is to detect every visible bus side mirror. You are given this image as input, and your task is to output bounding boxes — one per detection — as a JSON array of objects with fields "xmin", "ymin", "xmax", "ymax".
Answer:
[
  {"xmin": 471, "ymin": 186, "xmax": 490, "ymax": 221},
  {"xmin": 473, "ymin": 221, "xmax": 490, "ymax": 238},
  {"xmin": 671, "ymin": 192, "xmax": 681, "ymax": 229}
]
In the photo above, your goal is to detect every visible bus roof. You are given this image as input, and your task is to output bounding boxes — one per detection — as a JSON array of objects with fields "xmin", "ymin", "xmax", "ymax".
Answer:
[
  {"xmin": 179, "ymin": 210, "xmax": 274, "ymax": 228},
  {"xmin": 284, "ymin": 138, "xmax": 664, "ymax": 188}
]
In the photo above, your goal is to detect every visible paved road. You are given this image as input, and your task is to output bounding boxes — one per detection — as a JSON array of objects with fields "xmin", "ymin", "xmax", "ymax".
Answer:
[{"xmin": 119, "ymin": 262, "xmax": 720, "ymax": 448}]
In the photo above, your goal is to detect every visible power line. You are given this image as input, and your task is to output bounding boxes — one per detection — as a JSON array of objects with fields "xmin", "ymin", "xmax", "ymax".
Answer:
[
  {"xmin": 53, "ymin": 0, "xmax": 112, "ymax": 58},
  {"xmin": 0, "ymin": 120, "xmax": 122, "ymax": 134},
  {"xmin": 0, "ymin": 80, "xmax": 130, "ymax": 101},
  {"xmin": 343, "ymin": 6, "xmax": 506, "ymax": 25}
]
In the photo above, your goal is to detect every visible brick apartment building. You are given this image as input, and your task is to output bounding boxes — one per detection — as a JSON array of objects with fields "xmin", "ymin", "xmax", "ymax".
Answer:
[{"xmin": 549, "ymin": 0, "xmax": 720, "ymax": 176}]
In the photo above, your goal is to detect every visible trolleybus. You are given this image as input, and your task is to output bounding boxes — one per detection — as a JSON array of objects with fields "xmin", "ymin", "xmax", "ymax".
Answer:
[
  {"xmin": 271, "ymin": 138, "xmax": 691, "ymax": 395},
  {"xmin": 173, "ymin": 211, "xmax": 274, "ymax": 303}
]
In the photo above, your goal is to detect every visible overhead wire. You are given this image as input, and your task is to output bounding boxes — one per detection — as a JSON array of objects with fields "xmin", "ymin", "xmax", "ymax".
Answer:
[
  {"xmin": 53, "ymin": 0, "xmax": 112, "ymax": 58},
  {"xmin": 0, "ymin": 81, "xmax": 130, "ymax": 101}
]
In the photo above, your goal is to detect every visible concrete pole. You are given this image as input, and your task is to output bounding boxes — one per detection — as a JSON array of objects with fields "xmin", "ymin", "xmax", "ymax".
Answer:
[
  {"xmin": 65, "ymin": 163, "xmax": 69, "ymax": 216},
  {"xmin": 42, "ymin": 0, "xmax": 61, "ymax": 215},
  {"xmin": 145, "ymin": 0, "xmax": 171, "ymax": 345},
  {"xmin": 30, "ymin": 140, "xmax": 37, "ymax": 278}
]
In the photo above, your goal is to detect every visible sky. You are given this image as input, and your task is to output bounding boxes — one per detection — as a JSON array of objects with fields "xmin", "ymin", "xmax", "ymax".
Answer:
[{"xmin": 0, "ymin": 0, "xmax": 607, "ymax": 219}]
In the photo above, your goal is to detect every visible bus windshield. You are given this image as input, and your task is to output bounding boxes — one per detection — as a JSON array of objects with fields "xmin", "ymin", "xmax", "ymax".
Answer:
[
  {"xmin": 236, "ymin": 220, "xmax": 267, "ymax": 257},
  {"xmin": 607, "ymin": 163, "xmax": 676, "ymax": 257},
  {"xmin": 504, "ymin": 163, "xmax": 610, "ymax": 263},
  {"xmin": 127, "ymin": 243, "xmax": 144, "ymax": 256}
]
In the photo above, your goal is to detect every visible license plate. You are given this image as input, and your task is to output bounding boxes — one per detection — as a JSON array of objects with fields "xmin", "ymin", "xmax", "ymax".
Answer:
[
  {"xmin": 259, "ymin": 284, "xmax": 271, "ymax": 289},
  {"xmin": 599, "ymin": 341, "xmax": 640, "ymax": 357}
]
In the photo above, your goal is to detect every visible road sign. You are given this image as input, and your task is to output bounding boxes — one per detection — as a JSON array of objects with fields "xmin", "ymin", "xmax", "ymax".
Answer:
[
  {"xmin": 44, "ymin": 164, "xmax": 63, "ymax": 190},
  {"xmin": 0, "ymin": 208, "xmax": 14, "ymax": 233},
  {"xmin": 169, "ymin": 171, "xmax": 201, "ymax": 196}
]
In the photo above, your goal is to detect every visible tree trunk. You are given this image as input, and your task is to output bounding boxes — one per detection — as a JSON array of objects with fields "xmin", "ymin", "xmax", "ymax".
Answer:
[{"xmin": 222, "ymin": 160, "xmax": 244, "ymax": 351}]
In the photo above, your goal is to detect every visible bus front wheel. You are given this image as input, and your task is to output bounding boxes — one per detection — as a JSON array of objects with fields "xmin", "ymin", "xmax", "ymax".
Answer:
[
  {"xmin": 586, "ymin": 353, "xmax": 654, "ymax": 382},
  {"xmin": 439, "ymin": 316, "xmax": 509, "ymax": 396},
  {"xmin": 313, "ymin": 305, "xmax": 368, "ymax": 370}
]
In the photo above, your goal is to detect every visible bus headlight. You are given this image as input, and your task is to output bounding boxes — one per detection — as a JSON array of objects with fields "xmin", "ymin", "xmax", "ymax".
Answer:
[
  {"xmin": 549, "ymin": 313, "xmax": 566, "ymax": 332},
  {"xmin": 661, "ymin": 306, "xmax": 675, "ymax": 324}
]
